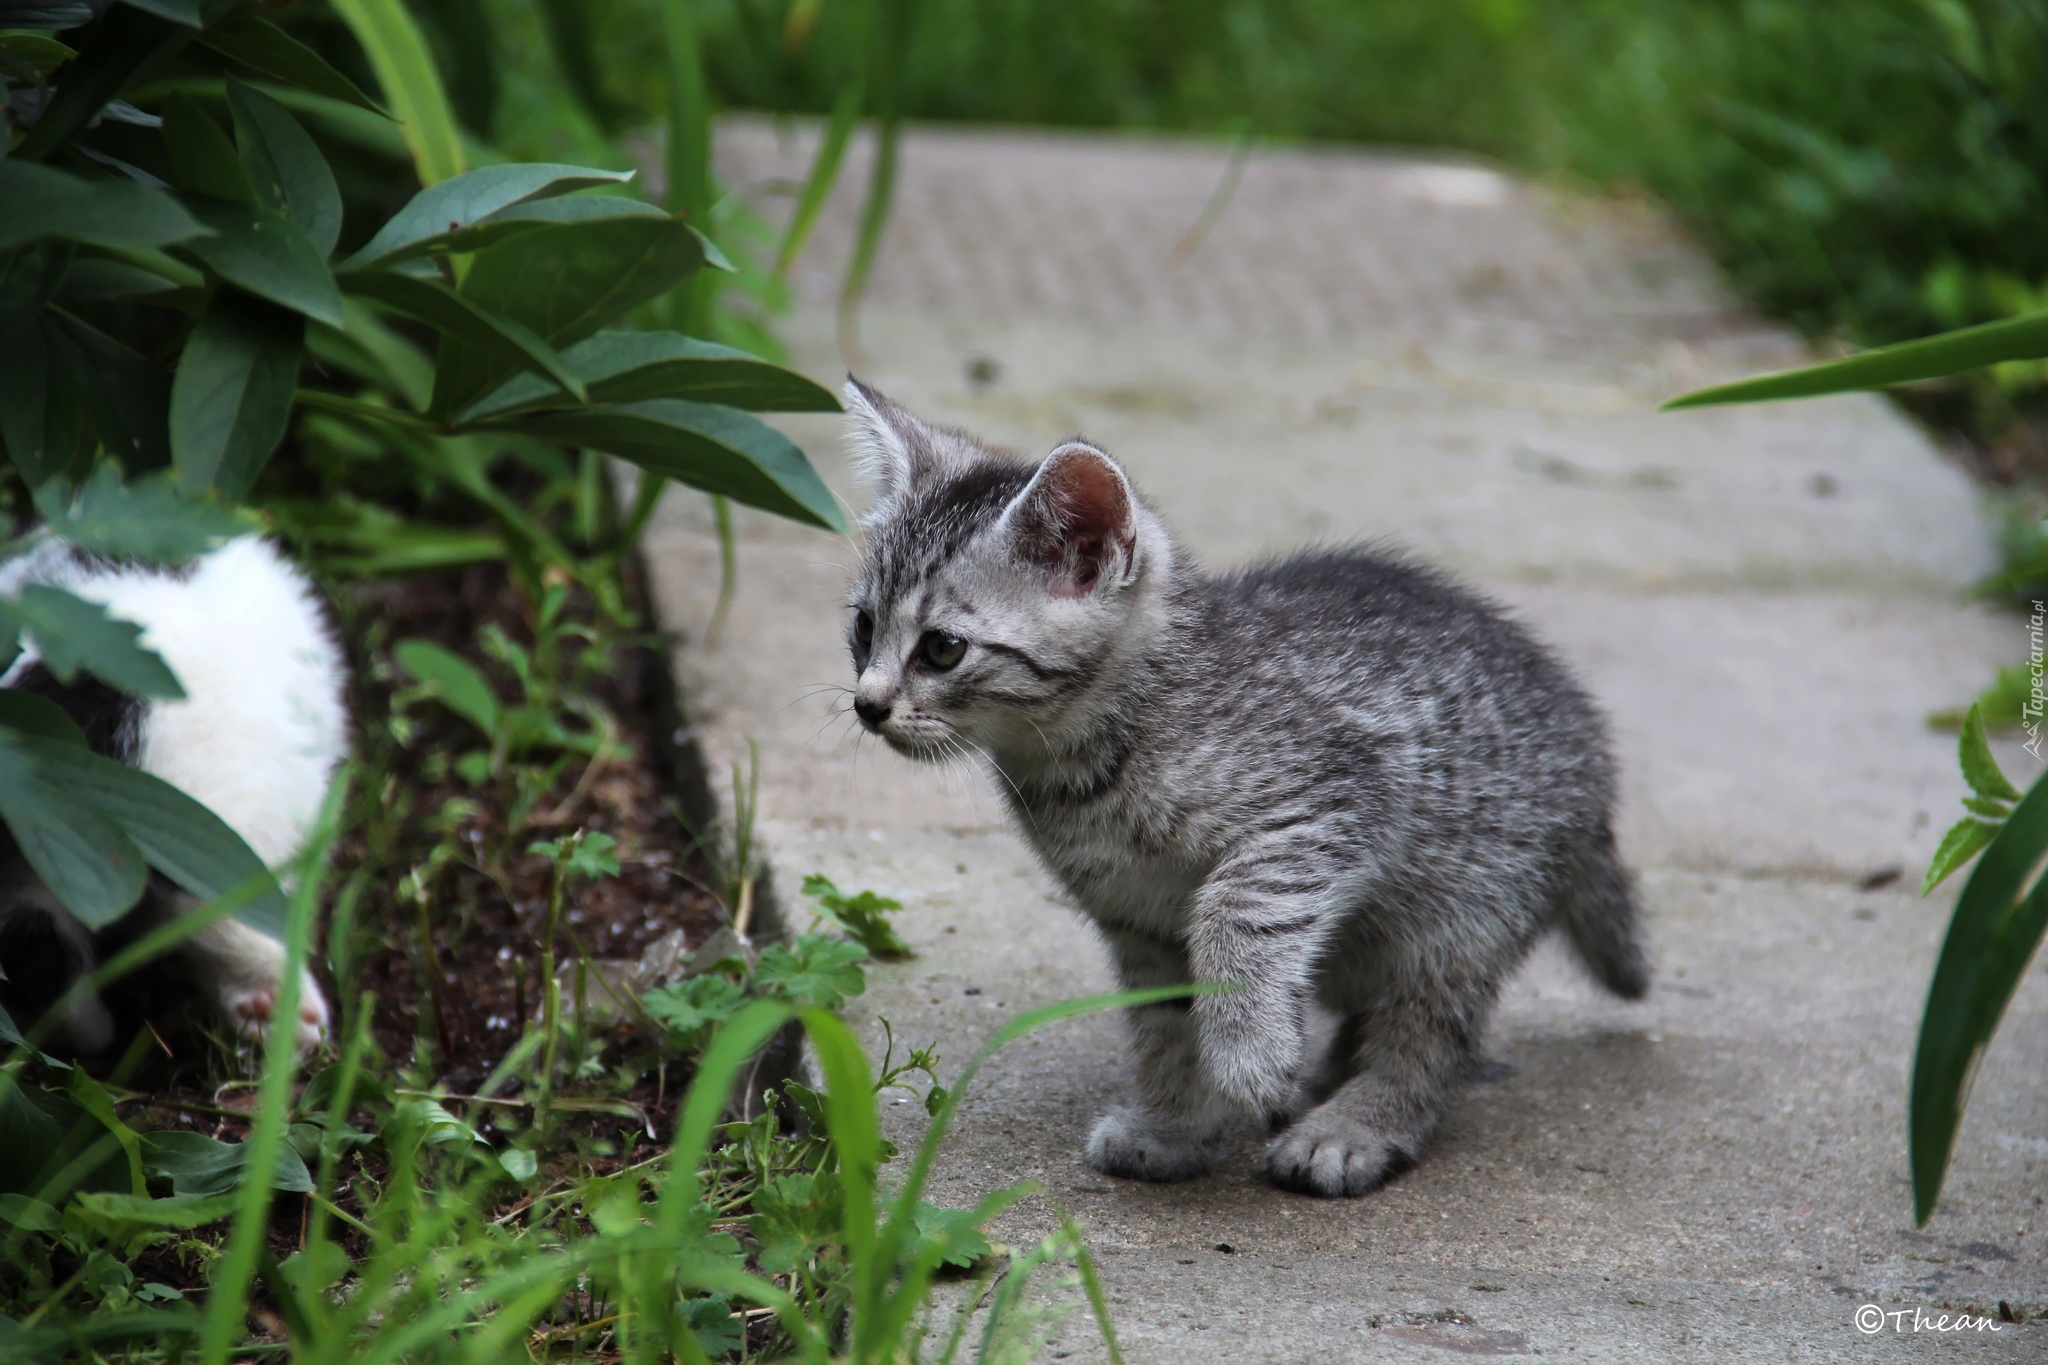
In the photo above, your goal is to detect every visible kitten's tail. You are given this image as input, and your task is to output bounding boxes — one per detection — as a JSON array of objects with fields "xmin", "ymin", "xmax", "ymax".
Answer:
[{"xmin": 1553, "ymin": 826, "xmax": 1651, "ymax": 1000}]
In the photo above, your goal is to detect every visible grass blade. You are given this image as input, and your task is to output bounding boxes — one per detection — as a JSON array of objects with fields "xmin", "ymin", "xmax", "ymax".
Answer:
[
  {"xmin": 329, "ymin": 0, "xmax": 467, "ymax": 187},
  {"xmin": 1664, "ymin": 310, "xmax": 2048, "ymax": 409},
  {"xmin": 773, "ymin": 80, "xmax": 862, "ymax": 285},
  {"xmin": 195, "ymin": 778, "xmax": 347, "ymax": 1365},
  {"xmin": 1910, "ymin": 766, "xmax": 2048, "ymax": 1223}
]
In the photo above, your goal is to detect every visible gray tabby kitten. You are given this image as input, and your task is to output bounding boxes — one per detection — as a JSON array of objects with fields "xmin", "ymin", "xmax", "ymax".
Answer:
[{"xmin": 842, "ymin": 382, "xmax": 1648, "ymax": 1197}]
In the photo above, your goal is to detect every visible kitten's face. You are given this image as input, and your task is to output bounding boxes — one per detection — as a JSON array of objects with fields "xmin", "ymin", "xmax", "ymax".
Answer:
[{"xmin": 842, "ymin": 382, "xmax": 1150, "ymax": 763}]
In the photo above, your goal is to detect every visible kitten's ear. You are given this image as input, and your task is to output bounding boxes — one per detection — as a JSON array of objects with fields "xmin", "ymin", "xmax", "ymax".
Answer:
[
  {"xmin": 1001, "ymin": 441, "xmax": 1139, "ymax": 595},
  {"xmin": 843, "ymin": 378, "xmax": 949, "ymax": 512}
]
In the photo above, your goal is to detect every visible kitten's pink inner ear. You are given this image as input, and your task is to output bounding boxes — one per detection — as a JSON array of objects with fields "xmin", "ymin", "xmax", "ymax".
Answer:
[{"xmin": 1020, "ymin": 445, "xmax": 1136, "ymax": 593}]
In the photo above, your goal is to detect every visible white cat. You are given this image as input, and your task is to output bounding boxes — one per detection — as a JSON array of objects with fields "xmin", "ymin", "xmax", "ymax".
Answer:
[{"xmin": 0, "ymin": 535, "xmax": 348, "ymax": 1053}]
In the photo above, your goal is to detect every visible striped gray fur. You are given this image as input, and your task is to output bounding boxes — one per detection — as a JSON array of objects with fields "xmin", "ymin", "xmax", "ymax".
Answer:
[{"xmin": 842, "ymin": 381, "xmax": 1649, "ymax": 1197}]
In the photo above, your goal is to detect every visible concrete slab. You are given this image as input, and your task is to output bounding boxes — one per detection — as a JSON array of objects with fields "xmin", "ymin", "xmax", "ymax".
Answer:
[{"xmin": 640, "ymin": 121, "xmax": 2048, "ymax": 1358}]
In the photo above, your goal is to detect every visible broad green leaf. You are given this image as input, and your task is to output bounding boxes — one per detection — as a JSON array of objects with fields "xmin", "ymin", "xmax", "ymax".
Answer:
[
  {"xmin": 338, "ymin": 270, "xmax": 584, "ymax": 411},
  {"xmin": 0, "ymin": 1076, "xmax": 137, "ymax": 1199},
  {"xmin": 58, "ymin": 257, "xmax": 188, "ymax": 303},
  {"xmin": 0, "ymin": 691, "xmax": 88, "ymax": 746},
  {"xmin": 360, "ymin": 193, "xmax": 669, "ymax": 267},
  {"xmin": 0, "ymin": 161, "xmax": 208, "ymax": 253},
  {"xmin": 228, "ymin": 79, "xmax": 343, "ymax": 259},
  {"xmin": 16, "ymin": 5, "xmax": 185, "ymax": 160},
  {"xmin": 0, "ymin": 263, "xmax": 82, "ymax": 486},
  {"xmin": 139, "ymin": 1129, "xmax": 313, "ymax": 1197},
  {"xmin": 71, "ymin": 1190, "xmax": 238, "ymax": 1228},
  {"xmin": 428, "ymin": 215, "xmax": 703, "ymax": 416},
  {"xmin": 393, "ymin": 639, "xmax": 501, "ymax": 735},
  {"xmin": 178, "ymin": 198, "xmax": 344, "ymax": 327},
  {"xmin": 0, "ymin": 3, "xmax": 91, "ymax": 29},
  {"xmin": 2, "ymin": 584, "xmax": 182, "ymax": 698},
  {"xmin": 329, "ymin": 0, "xmax": 466, "ymax": 186},
  {"xmin": 196, "ymin": 13, "xmax": 382, "ymax": 114},
  {"xmin": 1667, "ymin": 311, "xmax": 2048, "ymax": 409},
  {"xmin": 47, "ymin": 311, "xmax": 171, "ymax": 473},
  {"xmin": 309, "ymin": 296, "xmax": 435, "ymax": 410},
  {"xmin": 1911, "ymin": 769, "xmax": 2048, "ymax": 1224},
  {"xmin": 501, "ymin": 399, "xmax": 845, "ymax": 531},
  {"xmin": 1957, "ymin": 703, "xmax": 2021, "ymax": 803},
  {"xmin": 0, "ymin": 32, "xmax": 78, "ymax": 77},
  {"xmin": 161, "ymin": 94, "xmax": 253, "ymax": 204},
  {"xmin": 0, "ymin": 1193, "xmax": 61, "ymax": 1232},
  {"xmin": 459, "ymin": 330, "xmax": 841, "ymax": 423},
  {"xmin": 169, "ymin": 289, "xmax": 304, "ymax": 499},
  {"xmin": 120, "ymin": 0, "xmax": 204, "ymax": 25},
  {"xmin": 32, "ymin": 464, "xmax": 247, "ymax": 562},
  {"xmin": 16, "ymin": 730, "xmax": 290, "ymax": 941},
  {"xmin": 0, "ymin": 727, "xmax": 149, "ymax": 929},
  {"xmin": 341, "ymin": 162, "xmax": 636, "ymax": 268}
]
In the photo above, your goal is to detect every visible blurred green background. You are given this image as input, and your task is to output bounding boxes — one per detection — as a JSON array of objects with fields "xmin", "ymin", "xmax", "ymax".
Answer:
[{"xmin": 411, "ymin": 0, "xmax": 2048, "ymax": 461}]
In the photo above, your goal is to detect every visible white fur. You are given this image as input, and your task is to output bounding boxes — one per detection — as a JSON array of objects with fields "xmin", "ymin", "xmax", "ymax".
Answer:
[{"xmin": 10, "ymin": 536, "xmax": 347, "ymax": 1047}]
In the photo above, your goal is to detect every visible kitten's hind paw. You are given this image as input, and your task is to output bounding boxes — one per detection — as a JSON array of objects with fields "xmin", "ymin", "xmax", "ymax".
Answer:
[
  {"xmin": 1261, "ymin": 1113, "xmax": 1416, "ymax": 1198},
  {"xmin": 1085, "ymin": 1107, "xmax": 1216, "ymax": 1183},
  {"xmin": 222, "ymin": 969, "xmax": 329, "ymax": 1051}
]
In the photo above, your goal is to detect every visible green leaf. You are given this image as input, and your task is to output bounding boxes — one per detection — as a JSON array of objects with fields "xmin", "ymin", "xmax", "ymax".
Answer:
[
  {"xmin": 139, "ymin": 1130, "xmax": 313, "ymax": 1197},
  {"xmin": 1666, "ymin": 311, "xmax": 2048, "ymax": 409},
  {"xmin": 428, "ymin": 215, "xmax": 704, "ymax": 416},
  {"xmin": 356, "ymin": 193, "xmax": 668, "ymax": 269},
  {"xmin": 0, "ymin": 726, "xmax": 150, "ymax": 929},
  {"xmin": 911, "ymin": 1201, "xmax": 993, "ymax": 1269},
  {"xmin": 0, "ymin": 1194, "xmax": 61, "ymax": 1233},
  {"xmin": 161, "ymin": 94, "xmax": 254, "ymax": 204},
  {"xmin": 328, "ymin": 0, "xmax": 467, "ymax": 186},
  {"xmin": 1957, "ymin": 703, "xmax": 2022, "ymax": 803},
  {"xmin": 169, "ymin": 289, "xmax": 304, "ymax": 499},
  {"xmin": 802, "ymin": 873, "xmax": 911, "ymax": 959},
  {"xmin": 16, "ymin": 6, "xmax": 186, "ymax": 161},
  {"xmin": 460, "ymin": 330, "xmax": 841, "ymax": 423},
  {"xmin": 196, "ymin": 13, "xmax": 383, "ymax": 114},
  {"xmin": 120, "ymin": 0, "xmax": 204, "ymax": 25},
  {"xmin": 46, "ymin": 311, "xmax": 171, "ymax": 474},
  {"xmin": 33, "ymin": 464, "xmax": 247, "ymax": 562},
  {"xmin": 2, "ymin": 584, "xmax": 183, "ymax": 699},
  {"xmin": 0, "ymin": 32, "xmax": 77, "ymax": 77},
  {"xmin": 643, "ymin": 973, "xmax": 747, "ymax": 1054},
  {"xmin": 1911, "ymin": 769, "xmax": 2048, "ymax": 1223},
  {"xmin": 0, "ymin": 692, "xmax": 87, "ymax": 746},
  {"xmin": 500, "ymin": 399, "xmax": 845, "ymax": 531},
  {"xmin": 754, "ymin": 933, "xmax": 868, "ymax": 1012},
  {"xmin": 342, "ymin": 162, "xmax": 637, "ymax": 269},
  {"xmin": 71, "ymin": 1191, "xmax": 238, "ymax": 1229},
  {"xmin": 17, "ymin": 732, "xmax": 291, "ymax": 940},
  {"xmin": 393, "ymin": 639, "xmax": 501, "ymax": 735},
  {"xmin": 228, "ymin": 79, "xmax": 343, "ymax": 259},
  {"xmin": 0, "ymin": 162, "xmax": 208, "ymax": 254},
  {"xmin": 0, "ymin": 256, "xmax": 82, "ymax": 487},
  {"xmin": 338, "ymin": 270, "xmax": 584, "ymax": 413},
  {"xmin": 178, "ymin": 199, "xmax": 344, "ymax": 327}
]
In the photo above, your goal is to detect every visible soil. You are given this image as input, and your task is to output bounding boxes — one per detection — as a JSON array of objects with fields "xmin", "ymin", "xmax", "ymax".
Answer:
[{"xmin": 101, "ymin": 556, "xmax": 733, "ymax": 1141}]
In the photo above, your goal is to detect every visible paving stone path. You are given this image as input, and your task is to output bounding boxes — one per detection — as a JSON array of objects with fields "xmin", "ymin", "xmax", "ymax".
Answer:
[{"xmin": 642, "ymin": 121, "xmax": 2048, "ymax": 1360}]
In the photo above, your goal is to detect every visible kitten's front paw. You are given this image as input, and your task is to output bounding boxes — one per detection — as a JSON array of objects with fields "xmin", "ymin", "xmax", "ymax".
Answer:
[
  {"xmin": 221, "ymin": 968, "xmax": 329, "ymax": 1050},
  {"xmin": 1085, "ymin": 1107, "xmax": 1216, "ymax": 1183},
  {"xmin": 1261, "ymin": 1111, "xmax": 1415, "ymax": 1198}
]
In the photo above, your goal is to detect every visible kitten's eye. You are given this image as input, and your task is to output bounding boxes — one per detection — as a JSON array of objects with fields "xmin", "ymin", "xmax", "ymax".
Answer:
[
  {"xmin": 920, "ymin": 631, "xmax": 966, "ymax": 670},
  {"xmin": 853, "ymin": 609, "xmax": 874, "ymax": 651}
]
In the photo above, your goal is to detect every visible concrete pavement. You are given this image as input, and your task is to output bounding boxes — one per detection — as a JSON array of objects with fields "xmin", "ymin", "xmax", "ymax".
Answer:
[{"xmin": 641, "ymin": 121, "xmax": 2048, "ymax": 1360}]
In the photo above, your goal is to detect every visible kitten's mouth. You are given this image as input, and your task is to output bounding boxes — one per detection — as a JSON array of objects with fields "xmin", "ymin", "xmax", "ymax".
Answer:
[{"xmin": 864, "ymin": 719, "xmax": 956, "ymax": 762}]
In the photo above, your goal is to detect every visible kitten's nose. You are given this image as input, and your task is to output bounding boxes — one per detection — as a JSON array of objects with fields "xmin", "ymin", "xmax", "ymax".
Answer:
[{"xmin": 854, "ymin": 696, "xmax": 893, "ymax": 727}]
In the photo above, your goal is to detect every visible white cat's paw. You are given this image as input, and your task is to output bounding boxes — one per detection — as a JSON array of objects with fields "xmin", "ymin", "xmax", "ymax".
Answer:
[
  {"xmin": 1261, "ymin": 1110, "xmax": 1415, "ymax": 1197},
  {"xmin": 1085, "ymin": 1107, "xmax": 1216, "ymax": 1183},
  {"xmin": 220, "ymin": 968, "xmax": 329, "ymax": 1050}
]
